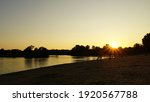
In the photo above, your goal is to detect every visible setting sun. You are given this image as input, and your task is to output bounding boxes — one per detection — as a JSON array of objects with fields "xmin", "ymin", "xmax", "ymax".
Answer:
[{"xmin": 110, "ymin": 42, "xmax": 119, "ymax": 48}]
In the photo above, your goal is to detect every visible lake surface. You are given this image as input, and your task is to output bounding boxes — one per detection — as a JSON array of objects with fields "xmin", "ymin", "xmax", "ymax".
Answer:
[{"xmin": 0, "ymin": 55, "xmax": 97, "ymax": 75}]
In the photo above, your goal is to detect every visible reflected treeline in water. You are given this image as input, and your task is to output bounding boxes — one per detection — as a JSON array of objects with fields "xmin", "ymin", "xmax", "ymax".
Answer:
[
  {"xmin": 0, "ymin": 55, "xmax": 96, "ymax": 75},
  {"xmin": 71, "ymin": 56, "xmax": 97, "ymax": 62},
  {"xmin": 24, "ymin": 58, "xmax": 34, "ymax": 68},
  {"xmin": 0, "ymin": 33, "xmax": 150, "ymax": 58},
  {"xmin": 34, "ymin": 58, "xmax": 48, "ymax": 66},
  {"xmin": 24, "ymin": 58, "xmax": 48, "ymax": 69}
]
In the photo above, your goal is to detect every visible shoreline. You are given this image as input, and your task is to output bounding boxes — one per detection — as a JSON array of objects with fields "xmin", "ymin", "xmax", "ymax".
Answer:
[
  {"xmin": 0, "ymin": 60, "xmax": 89, "ymax": 76},
  {"xmin": 0, "ymin": 55, "xmax": 97, "ymax": 75},
  {"xmin": 0, "ymin": 59, "xmax": 92, "ymax": 76},
  {"xmin": 0, "ymin": 55, "xmax": 150, "ymax": 85}
]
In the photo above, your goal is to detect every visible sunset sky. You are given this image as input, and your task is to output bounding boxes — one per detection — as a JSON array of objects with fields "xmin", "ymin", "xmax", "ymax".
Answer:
[{"xmin": 0, "ymin": 0, "xmax": 150, "ymax": 50}]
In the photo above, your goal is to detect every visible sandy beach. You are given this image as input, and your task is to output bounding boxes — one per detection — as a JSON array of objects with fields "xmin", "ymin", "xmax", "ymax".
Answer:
[{"xmin": 0, "ymin": 55, "xmax": 150, "ymax": 85}]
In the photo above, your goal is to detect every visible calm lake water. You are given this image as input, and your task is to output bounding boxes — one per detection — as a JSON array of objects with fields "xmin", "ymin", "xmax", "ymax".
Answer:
[{"xmin": 0, "ymin": 55, "xmax": 97, "ymax": 75}]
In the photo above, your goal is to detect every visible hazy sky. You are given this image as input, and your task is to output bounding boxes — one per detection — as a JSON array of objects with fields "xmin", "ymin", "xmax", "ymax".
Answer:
[{"xmin": 0, "ymin": 0, "xmax": 150, "ymax": 50}]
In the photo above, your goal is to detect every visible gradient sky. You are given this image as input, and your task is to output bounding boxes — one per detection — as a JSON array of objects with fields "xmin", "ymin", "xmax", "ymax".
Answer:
[{"xmin": 0, "ymin": 0, "xmax": 150, "ymax": 50}]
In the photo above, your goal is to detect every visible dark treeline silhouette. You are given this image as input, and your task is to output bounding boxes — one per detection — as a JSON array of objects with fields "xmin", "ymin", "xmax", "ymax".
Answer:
[
  {"xmin": 0, "ymin": 49, "xmax": 23, "ymax": 57},
  {"xmin": 70, "ymin": 45, "xmax": 103, "ymax": 56},
  {"xmin": 23, "ymin": 45, "xmax": 49, "ymax": 58},
  {"xmin": 71, "ymin": 44, "xmax": 123, "ymax": 59},
  {"xmin": 123, "ymin": 43, "xmax": 144, "ymax": 55},
  {"xmin": 0, "ymin": 33, "xmax": 150, "ymax": 58},
  {"xmin": 0, "ymin": 45, "xmax": 49, "ymax": 58},
  {"xmin": 49, "ymin": 49, "xmax": 70, "ymax": 55},
  {"xmin": 70, "ymin": 33, "xmax": 150, "ymax": 57}
]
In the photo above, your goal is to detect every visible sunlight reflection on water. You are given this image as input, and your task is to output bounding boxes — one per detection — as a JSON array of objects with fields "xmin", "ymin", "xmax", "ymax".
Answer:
[{"xmin": 0, "ymin": 55, "xmax": 97, "ymax": 75}]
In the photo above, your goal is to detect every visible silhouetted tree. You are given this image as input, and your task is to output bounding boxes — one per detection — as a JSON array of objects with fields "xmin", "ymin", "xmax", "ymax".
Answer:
[
  {"xmin": 102, "ymin": 44, "xmax": 112, "ymax": 58},
  {"xmin": 117, "ymin": 47, "xmax": 124, "ymax": 57},
  {"xmin": 133, "ymin": 43, "xmax": 143, "ymax": 55},
  {"xmin": 23, "ymin": 45, "xmax": 49, "ymax": 58},
  {"xmin": 124, "ymin": 47, "xmax": 134, "ymax": 55},
  {"xmin": 23, "ymin": 45, "xmax": 34, "ymax": 58},
  {"xmin": 142, "ymin": 33, "xmax": 150, "ymax": 53},
  {"xmin": 101, "ymin": 44, "xmax": 123, "ymax": 58},
  {"xmin": 24, "ymin": 45, "xmax": 34, "ymax": 51},
  {"xmin": 85, "ymin": 45, "xmax": 90, "ymax": 50},
  {"xmin": 91, "ymin": 46, "xmax": 102, "ymax": 56},
  {"xmin": 0, "ymin": 49, "xmax": 5, "ymax": 57},
  {"xmin": 34, "ymin": 47, "xmax": 49, "ymax": 58},
  {"xmin": 71, "ymin": 45, "xmax": 91, "ymax": 56}
]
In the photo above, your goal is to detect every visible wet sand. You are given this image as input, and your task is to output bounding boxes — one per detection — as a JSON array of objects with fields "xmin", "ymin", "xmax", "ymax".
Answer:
[{"xmin": 0, "ymin": 55, "xmax": 150, "ymax": 85}]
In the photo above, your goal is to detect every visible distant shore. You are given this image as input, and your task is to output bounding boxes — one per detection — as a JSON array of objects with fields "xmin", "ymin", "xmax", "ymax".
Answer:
[{"xmin": 0, "ymin": 54, "xmax": 150, "ymax": 85}]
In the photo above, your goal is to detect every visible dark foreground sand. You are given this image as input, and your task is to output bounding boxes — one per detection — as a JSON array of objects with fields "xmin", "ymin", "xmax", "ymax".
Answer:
[{"xmin": 0, "ymin": 55, "xmax": 150, "ymax": 85}]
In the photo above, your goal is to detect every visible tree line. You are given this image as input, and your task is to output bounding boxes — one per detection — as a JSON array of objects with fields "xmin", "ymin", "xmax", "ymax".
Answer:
[{"xmin": 0, "ymin": 33, "xmax": 150, "ymax": 58}]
